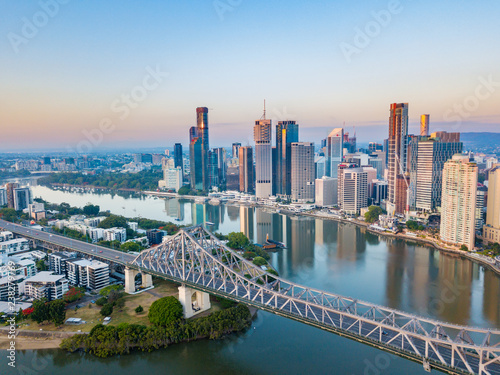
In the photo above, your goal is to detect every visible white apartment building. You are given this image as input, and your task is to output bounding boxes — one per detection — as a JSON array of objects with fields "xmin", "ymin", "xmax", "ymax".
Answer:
[
  {"xmin": 103, "ymin": 227, "xmax": 127, "ymax": 243},
  {"xmin": 23, "ymin": 271, "xmax": 69, "ymax": 301},
  {"xmin": 440, "ymin": 155, "xmax": 478, "ymax": 250},
  {"xmin": 0, "ymin": 238, "xmax": 30, "ymax": 255}
]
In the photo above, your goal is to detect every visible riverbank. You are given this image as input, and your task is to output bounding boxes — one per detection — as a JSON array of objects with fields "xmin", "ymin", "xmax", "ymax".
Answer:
[
  {"xmin": 143, "ymin": 190, "xmax": 500, "ymax": 276},
  {"xmin": 0, "ymin": 327, "xmax": 81, "ymax": 350}
]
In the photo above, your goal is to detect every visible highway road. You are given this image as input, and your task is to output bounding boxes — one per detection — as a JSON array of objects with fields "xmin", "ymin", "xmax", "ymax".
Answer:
[{"xmin": 0, "ymin": 219, "xmax": 136, "ymax": 265}]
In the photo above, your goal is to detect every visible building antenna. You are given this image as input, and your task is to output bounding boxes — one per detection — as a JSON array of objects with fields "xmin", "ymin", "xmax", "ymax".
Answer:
[{"xmin": 261, "ymin": 99, "xmax": 266, "ymax": 120}]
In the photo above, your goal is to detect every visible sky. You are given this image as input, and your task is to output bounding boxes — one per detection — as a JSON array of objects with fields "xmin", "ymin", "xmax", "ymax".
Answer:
[{"xmin": 1, "ymin": 0, "xmax": 499, "ymax": 152}]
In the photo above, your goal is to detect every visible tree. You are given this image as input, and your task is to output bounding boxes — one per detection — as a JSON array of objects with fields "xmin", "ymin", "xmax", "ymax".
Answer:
[
  {"xmin": 83, "ymin": 204, "xmax": 100, "ymax": 216},
  {"xmin": 63, "ymin": 287, "xmax": 85, "ymax": 303},
  {"xmin": 100, "ymin": 303, "xmax": 113, "ymax": 316},
  {"xmin": 31, "ymin": 299, "xmax": 49, "ymax": 323},
  {"xmin": 49, "ymin": 300, "xmax": 66, "ymax": 326},
  {"xmin": 178, "ymin": 186, "xmax": 190, "ymax": 195},
  {"xmin": 99, "ymin": 284, "xmax": 123, "ymax": 297},
  {"xmin": 460, "ymin": 244, "xmax": 469, "ymax": 251},
  {"xmin": 148, "ymin": 296, "xmax": 183, "ymax": 326},
  {"xmin": 0, "ymin": 208, "xmax": 18, "ymax": 222},
  {"xmin": 226, "ymin": 232, "xmax": 250, "ymax": 249},
  {"xmin": 364, "ymin": 205, "xmax": 383, "ymax": 224},
  {"xmin": 96, "ymin": 297, "xmax": 108, "ymax": 306},
  {"xmin": 98, "ymin": 215, "xmax": 128, "ymax": 229},
  {"xmin": 252, "ymin": 256, "xmax": 267, "ymax": 267},
  {"xmin": 36, "ymin": 259, "xmax": 47, "ymax": 271},
  {"xmin": 120, "ymin": 241, "xmax": 142, "ymax": 252},
  {"xmin": 406, "ymin": 220, "xmax": 419, "ymax": 231}
]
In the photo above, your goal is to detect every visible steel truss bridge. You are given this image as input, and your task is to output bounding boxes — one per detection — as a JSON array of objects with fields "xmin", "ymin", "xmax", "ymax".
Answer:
[{"xmin": 131, "ymin": 226, "xmax": 500, "ymax": 375}]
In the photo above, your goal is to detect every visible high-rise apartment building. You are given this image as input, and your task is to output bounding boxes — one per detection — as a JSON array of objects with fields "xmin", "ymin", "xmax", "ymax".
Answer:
[
  {"xmin": 326, "ymin": 128, "xmax": 344, "ymax": 178},
  {"xmin": 408, "ymin": 133, "xmax": 463, "ymax": 211},
  {"xmin": 440, "ymin": 155, "xmax": 478, "ymax": 250},
  {"xmin": 420, "ymin": 114, "xmax": 430, "ymax": 136},
  {"xmin": 239, "ymin": 146, "xmax": 254, "ymax": 193},
  {"xmin": 254, "ymin": 109, "xmax": 272, "ymax": 198},
  {"xmin": 291, "ymin": 142, "xmax": 315, "ymax": 202},
  {"xmin": 387, "ymin": 103, "xmax": 409, "ymax": 215},
  {"xmin": 315, "ymin": 176, "xmax": 337, "ymax": 206},
  {"xmin": 338, "ymin": 164, "xmax": 368, "ymax": 215},
  {"xmin": 276, "ymin": 121, "xmax": 299, "ymax": 196},
  {"xmin": 483, "ymin": 164, "xmax": 500, "ymax": 244},
  {"xmin": 189, "ymin": 107, "xmax": 210, "ymax": 191}
]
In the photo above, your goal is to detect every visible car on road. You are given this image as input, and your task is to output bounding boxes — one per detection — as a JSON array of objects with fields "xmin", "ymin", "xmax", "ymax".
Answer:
[
  {"xmin": 99, "ymin": 250, "xmax": 103, "ymax": 253},
  {"xmin": 115, "ymin": 256, "xmax": 120, "ymax": 259}
]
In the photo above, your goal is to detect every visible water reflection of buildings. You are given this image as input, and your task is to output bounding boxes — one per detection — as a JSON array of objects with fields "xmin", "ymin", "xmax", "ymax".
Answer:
[
  {"xmin": 256, "ymin": 209, "xmax": 273, "ymax": 245},
  {"xmin": 336, "ymin": 223, "xmax": 366, "ymax": 261},
  {"xmin": 164, "ymin": 198, "xmax": 184, "ymax": 221},
  {"xmin": 191, "ymin": 203, "xmax": 206, "ymax": 226},
  {"xmin": 189, "ymin": 202, "xmax": 224, "ymax": 231},
  {"xmin": 227, "ymin": 205, "xmax": 239, "ymax": 221},
  {"xmin": 286, "ymin": 216, "xmax": 315, "ymax": 270},
  {"xmin": 239, "ymin": 206, "xmax": 254, "ymax": 240},
  {"xmin": 483, "ymin": 270, "xmax": 500, "ymax": 325}
]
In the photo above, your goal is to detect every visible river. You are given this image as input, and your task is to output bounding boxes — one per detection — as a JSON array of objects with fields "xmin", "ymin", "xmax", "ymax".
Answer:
[{"xmin": 2, "ymin": 183, "xmax": 499, "ymax": 375}]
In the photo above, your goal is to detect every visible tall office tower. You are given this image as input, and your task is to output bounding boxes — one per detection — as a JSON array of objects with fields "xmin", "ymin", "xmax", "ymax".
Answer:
[
  {"xmin": 226, "ymin": 166, "xmax": 240, "ymax": 191},
  {"xmin": 215, "ymin": 147, "xmax": 227, "ymax": 184},
  {"xmin": 189, "ymin": 107, "xmax": 210, "ymax": 190},
  {"xmin": 239, "ymin": 146, "xmax": 254, "ymax": 193},
  {"xmin": 0, "ymin": 186, "xmax": 7, "ymax": 207},
  {"xmin": 315, "ymin": 176, "xmax": 337, "ymax": 206},
  {"xmin": 208, "ymin": 150, "xmax": 219, "ymax": 188},
  {"xmin": 420, "ymin": 114, "xmax": 430, "ymax": 136},
  {"xmin": 291, "ymin": 142, "xmax": 315, "ymax": 202},
  {"xmin": 387, "ymin": 103, "xmax": 409, "ymax": 215},
  {"xmin": 13, "ymin": 187, "xmax": 32, "ymax": 211},
  {"xmin": 315, "ymin": 155, "xmax": 326, "ymax": 179},
  {"xmin": 276, "ymin": 120, "xmax": 299, "ymax": 196},
  {"xmin": 5, "ymin": 183, "xmax": 18, "ymax": 209},
  {"xmin": 326, "ymin": 128, "xmax": 344, "ymax": 178},
  {"xmin": 174, "ymin": 143, "xmax": 183, "ymax": 176},
  {"xmin": 483, "ymin": 164, "xmax": 500, "ymax": 244},
  {"xmin": 337, "ymin": 163, "xmax": 368, "ymax": 215},
  {"xmin": 408, "ymin": 133, "xmax": 463, "ymax": 211},
  {"xmin": 254, "ymin": 106, "xmax": 272, "ymax": 198},
  {"xmin": 440, "ymin": 155, "xmax": 478, "ymax": 251},
  {"xmin": 232, "ymin": 143, "xmax": 241, "ymax": 159},
  {"xmin": 368, "ymin": 142, "xmax": 384, "ymax": 153},
  {"xmin": 343, "ymin": 131, "xmax": 357, "ymax": 153},
  {"xmin": 271, "ymin": 147, "xmax": 278, "ymax": 195}
]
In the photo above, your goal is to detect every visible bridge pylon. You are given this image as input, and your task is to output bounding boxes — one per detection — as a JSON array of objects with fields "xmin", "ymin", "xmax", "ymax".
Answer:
[{"xmin": 178, "ymin": 284, "xmax": 211, "ymax": 318}]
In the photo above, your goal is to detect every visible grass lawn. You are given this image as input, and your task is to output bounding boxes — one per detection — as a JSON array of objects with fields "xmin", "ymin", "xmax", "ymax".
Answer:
[{"xmin": 18, "ymin": 279, "xmax": 225, "ymax": 332}]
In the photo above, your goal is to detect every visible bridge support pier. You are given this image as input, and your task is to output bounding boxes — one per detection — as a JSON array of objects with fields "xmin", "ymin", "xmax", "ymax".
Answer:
[
  {"xmin": 124, "ymin": 267, "xmax": 138, "ymax": 294},
  {"xmin": 178, "ymin": 284, "xmax": 211, "ymax": 319},
  {"xmin": 142, "ymin": 273, "xmax": 153, "ymax": 288}
]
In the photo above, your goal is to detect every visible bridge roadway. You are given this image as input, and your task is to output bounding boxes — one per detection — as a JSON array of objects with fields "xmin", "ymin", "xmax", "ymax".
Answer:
[
  {"xmin": 0, "ymin": 219, "xmax": 135, "ymax": 265},
  {"xmin": 3, "ymin": 219, "xmax": 499, "ymax": 374},
  {"xmin": 136, "ymin": 262, "xmax": 499, "ymax": 375}
]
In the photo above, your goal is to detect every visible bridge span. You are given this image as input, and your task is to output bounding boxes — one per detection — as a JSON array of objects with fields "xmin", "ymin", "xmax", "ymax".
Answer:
[{"xmin": 2, "ymin": 220, "xmax": 499, "ymax": 374}]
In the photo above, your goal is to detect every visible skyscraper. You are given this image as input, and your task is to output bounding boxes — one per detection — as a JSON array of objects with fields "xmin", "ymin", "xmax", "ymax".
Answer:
[
  {"xmin": 326, "ymin": 128, "xmax": 344, "ymax": 178},
  {"xmin": 276, "ymin": 120, "xmax": 299, "ymax": 196},
  {"xmin": 420, "ymin": 114, "xmax": 430, "ymax": 136},
  {"xmin": 440, "ymin": 154, "xmax": 478, "ymax": 251},
  {"xmin": 254, "ymin": 106, "xmax": 272, "ymax": 199},
  {"xmin": 338, "ymin": 163, "xmax": 368, "ymax": 215},
  {"xmin": 408, "ymin": 132, "xmax": 463, "ymax": 211},
  {"xmin": 174, "ymin": 143, "xmax": 183, "ymax": 177},
  {"xmin": 483, "ymin": 164, "xmax": 500, "ymax": 244},
  {"xmin": 291, "ymin": 142, "xmax": 315, "ymax": 202},
  {"xmin": 232, "ymin": 143, "xmax": 241, "ymax": 159},
  {"xmin": 239, "ymin": 146, "xmax": 254, "ymax": 193},
  {"xmin": 189, "ymin": 107, "xmax": 210, "ymax": 191},
  {"xmin": 387, "ymin": 103, "xmax": 409, "ymax": 215}
]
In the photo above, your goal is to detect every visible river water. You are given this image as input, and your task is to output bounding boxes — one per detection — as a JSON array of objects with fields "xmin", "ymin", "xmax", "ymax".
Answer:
[{"xmin": 3, "ymin": 184, "xmax": 499, "ymax": 375}]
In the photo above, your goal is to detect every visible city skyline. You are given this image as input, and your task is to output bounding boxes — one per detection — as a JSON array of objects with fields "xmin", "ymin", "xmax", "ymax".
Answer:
[{"xmin": 1, "ymin": 1, "xmax": 500, "ymax": 151}]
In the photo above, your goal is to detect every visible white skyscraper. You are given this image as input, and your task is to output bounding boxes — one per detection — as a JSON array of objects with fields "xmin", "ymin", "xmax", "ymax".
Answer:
[
  {"xmin": 254, "ymin": 105, "xmax": 272, "ymax": 199},
  {"xmin": 327, "ymin": 128, "xmax": 344, "ymax": 178},
  {"xmin": 440, "ymin": 154, "xmax": 478, "ymax": 251}
]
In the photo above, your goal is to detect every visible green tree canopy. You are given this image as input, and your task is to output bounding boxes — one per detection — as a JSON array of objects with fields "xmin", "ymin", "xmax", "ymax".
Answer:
[
  {"xmin": 148, "ymin": 296, "xmax": 183, "ymax": 326},
  {"xmin": 98, "ymin": 215, "xmax": 128, "ymax": 229},
  {"xmin": 364, "ymin": 205, "xmax": 383, "ymax": 224},
  {"xmin": 83, "ymin": 204, "xmax": 100, "ymax": 216},
  {"xmin": 227, "ymin": 232, "xmax": 250, "ymax": 249}
]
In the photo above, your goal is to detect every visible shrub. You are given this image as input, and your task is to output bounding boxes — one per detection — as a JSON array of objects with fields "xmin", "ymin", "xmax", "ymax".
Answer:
[
  {"xmin": 252, "ymin": 256, "xmax": 267, "ymax": 267},
  {"xmin": 135, "ymin": 305, "xmax": 144, "ymax": 314},
  {"xmin": 100, "ymin": 303, "xmax": 113, "ymax": 316}
]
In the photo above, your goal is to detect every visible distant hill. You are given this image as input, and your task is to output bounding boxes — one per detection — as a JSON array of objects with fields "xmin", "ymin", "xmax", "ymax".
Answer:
[{"xmin": 461, "ymin": 132, "xmax": 500, "ymax": 144}]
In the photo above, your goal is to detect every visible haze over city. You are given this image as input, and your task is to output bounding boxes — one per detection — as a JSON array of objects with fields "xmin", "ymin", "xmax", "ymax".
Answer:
[{"xmin": 2, "ymin": 0, "xmax": 500, "ymax": 151}]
